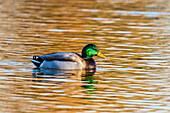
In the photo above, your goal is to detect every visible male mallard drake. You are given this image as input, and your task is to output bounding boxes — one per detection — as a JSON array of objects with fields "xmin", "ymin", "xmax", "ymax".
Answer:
[{"xmin": 30, "ymin": 44, "xmax": 106, "ymax": 69}]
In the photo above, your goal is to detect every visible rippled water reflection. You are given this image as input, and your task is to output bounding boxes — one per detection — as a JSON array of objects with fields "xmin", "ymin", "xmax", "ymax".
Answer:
[{"xmin": 0, "ymin": 0, "xmax": 169, "ymax": 112}]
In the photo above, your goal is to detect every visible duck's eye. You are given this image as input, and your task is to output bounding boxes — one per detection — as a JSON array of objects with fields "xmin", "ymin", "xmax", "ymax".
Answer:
[{"xmin": 93, "ymin": 49, "xmax": 97, "ymax": 51}]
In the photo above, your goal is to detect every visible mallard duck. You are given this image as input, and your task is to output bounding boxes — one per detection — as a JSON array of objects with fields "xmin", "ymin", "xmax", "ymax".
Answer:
[{"xmin": 30, "ymin": 44, "xmax": 106, "ymax": 69}]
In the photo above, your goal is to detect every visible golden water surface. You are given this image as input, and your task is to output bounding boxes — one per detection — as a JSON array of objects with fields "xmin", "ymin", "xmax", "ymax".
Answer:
[{"xmin": 0, "ymin": 0, "xmax": 169, "ymax": 113}]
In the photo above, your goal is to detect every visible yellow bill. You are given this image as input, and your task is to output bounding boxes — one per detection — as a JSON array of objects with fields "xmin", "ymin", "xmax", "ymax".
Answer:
[{"xmin": 97, "ymin": 52, "xmax": 107, "ymax": 59}]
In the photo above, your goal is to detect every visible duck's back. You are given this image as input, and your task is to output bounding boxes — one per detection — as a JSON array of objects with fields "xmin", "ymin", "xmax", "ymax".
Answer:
[{"xmin": 40, "ymin": 52, "xmax": 80, "ymax": 62}]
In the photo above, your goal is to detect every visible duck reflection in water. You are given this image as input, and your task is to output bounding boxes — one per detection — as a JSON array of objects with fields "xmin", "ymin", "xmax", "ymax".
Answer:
[{"xmin": 32, "ymin": 68, "xmax": 100, "ymax": 94}]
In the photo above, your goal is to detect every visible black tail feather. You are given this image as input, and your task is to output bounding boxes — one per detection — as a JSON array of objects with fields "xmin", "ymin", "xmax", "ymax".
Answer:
[{"xmin": 30, "ymin": 55, "xmax": 44, "ymax": 68}]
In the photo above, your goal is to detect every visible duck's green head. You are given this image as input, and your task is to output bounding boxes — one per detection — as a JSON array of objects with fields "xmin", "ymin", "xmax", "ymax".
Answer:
[{"xmin": 82, "ymin": 44, "xmax": 106, "ymax": 59}]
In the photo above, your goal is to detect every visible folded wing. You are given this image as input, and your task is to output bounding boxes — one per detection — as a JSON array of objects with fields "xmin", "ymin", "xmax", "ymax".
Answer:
[{"xmin": 40, "ymin": 52, "xmax": 82, "ymax": 62}]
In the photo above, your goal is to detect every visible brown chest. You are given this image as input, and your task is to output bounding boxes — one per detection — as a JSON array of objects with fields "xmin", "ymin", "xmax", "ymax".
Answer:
[{"xmin": 84, "ymin": 58, "xmax": 96, "ymax": 69}]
